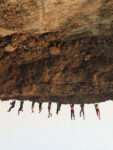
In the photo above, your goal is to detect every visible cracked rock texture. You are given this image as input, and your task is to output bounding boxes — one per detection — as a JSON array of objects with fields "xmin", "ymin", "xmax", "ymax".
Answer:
[{"xmin": 0, "ymin": 0, "xmax": 113, "ymax": 104}]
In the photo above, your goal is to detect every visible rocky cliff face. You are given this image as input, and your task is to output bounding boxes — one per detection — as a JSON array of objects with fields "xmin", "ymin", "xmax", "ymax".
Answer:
[{"xmin": 0, "ymin": 0, "xmax": 113, "ymax": 104}]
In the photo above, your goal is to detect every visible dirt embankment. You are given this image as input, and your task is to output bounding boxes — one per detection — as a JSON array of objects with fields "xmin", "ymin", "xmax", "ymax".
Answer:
[{"xmin": 0, "ymin": 0, "xmax": 113, "ymax": 104}]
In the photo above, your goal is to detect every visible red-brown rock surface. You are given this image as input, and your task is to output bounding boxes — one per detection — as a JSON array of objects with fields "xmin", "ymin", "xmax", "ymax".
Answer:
[{"xmin": 0, "ymin": 0, "xmax": 113, "ymax": 104}]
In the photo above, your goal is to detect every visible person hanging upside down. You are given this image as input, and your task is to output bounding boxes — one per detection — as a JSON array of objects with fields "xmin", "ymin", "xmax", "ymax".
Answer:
[
  {"xmin": 70, "ymin": 104, "xmax": 75, "ymax": 120},
  {"xmin": 80, "ymin": 104, "xmax": 85, "ymax": 120},
  {"xmin": 7, "ymin": 100, "xmax": 16, "ymax": 112},
  {"xmin": 31, "ymin": 101, "xmax": 35, "ymax": 113},
  {"xmin": 48, "ymin": 102, "xmax": 52, "ymax": 118},
  {"xmin": 39, "ymin": 102, "xmax": 42, "ymax": 113},
  {"xmin": 94, "ymin": 103, "xmax": 101, "ymax": 119},
  {"xmin": 18, "ymin": 101, "xmax": 24, "ymax": 115},
  {"xmin": 56, "ymin": 102, "xmax": 61, "ymax": 115}
]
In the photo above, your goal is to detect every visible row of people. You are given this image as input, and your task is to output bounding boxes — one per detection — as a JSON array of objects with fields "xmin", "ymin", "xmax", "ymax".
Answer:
[
  {"xmin": 70, "ymin": 104, "xmax": 100, "ymax": 120},
  {"xmin": 7, "ymin": 100, "xmax": 101, "ymax": 119},
  {"xmin": 8, "ymin": 101, "xmax": 60, "ymax": 117}
]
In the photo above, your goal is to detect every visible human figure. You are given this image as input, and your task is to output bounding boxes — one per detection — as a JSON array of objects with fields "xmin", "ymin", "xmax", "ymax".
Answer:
[
  {"xmin": 31, "ymin": 101, "xmax": 35, "ymax": 113},
  {"xmin": 94, "ymin": 103, "xmax": 101, "ymax": 119},
  {"xmin": 56, "ymin": 102, "xmax": 61, "ymax": 115},
  {"xmin": 18, "ymin": 101, "xmax": 24, "ymax": 115},
  {"xmin": 39, "ymin": 102, "xmax": 42, "ymax": 113},
  {"xmin": 48, "ymin": 102, "xmax": 52, "ymax": 118},
  {"xmin": 80, "ymin": 104, "xmax": 85, "ymax": 120},
  {"xmin": 7, "ymin": 100, "xmax": 16, "ymax": 112},
  {"xmin": 70, "ymin": 104, "xmax": 75, "ymax": 120}
]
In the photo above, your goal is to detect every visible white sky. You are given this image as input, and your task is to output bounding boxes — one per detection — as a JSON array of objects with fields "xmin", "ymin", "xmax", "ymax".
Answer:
[{"xmin": 0, "ymin": 100, "xmax": 113, "ymax": 150}]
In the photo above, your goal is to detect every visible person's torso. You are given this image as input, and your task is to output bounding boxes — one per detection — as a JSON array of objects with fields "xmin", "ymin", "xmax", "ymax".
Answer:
[
  {"xmin": 39, "ymin": 103, "xmax": 42, "ymax": 107},
  {"xmin": 71, "ymin": 105, "xmax": 74, "ymax": 110},
  {"xmin": 81, "ymin": 104, "xmax": 84, "ymax": 110},
  {"xmin": 20, "ymin": 102, "xmax": 24, "ymax": 107},
  {"xmin": 32, "ymin": 102, "xmax": 35, "ymax": 106},
  {"xmin": 12, "ymin": 101, "xmax": 15, "ymax": 106},
  {"xmin": 95, "ymin": 104, "xmax": 99, "ymax": 109},
  {"xmin": 48, "ymin": 103, "xmax": 51, "ymax": 108}
]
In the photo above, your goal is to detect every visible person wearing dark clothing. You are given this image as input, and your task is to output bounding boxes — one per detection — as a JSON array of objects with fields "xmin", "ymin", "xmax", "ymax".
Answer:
[
  {"xmin": 48, "ymin": 102, "xmax": 52, "ymax": 118},
  {"xmin": 7, "ymin": 100, "xmax": 16, "ymax": 112},
  {"xmin": 56, "ymin": 102, "xmax": 61, "ymax": 115},
  {"xmin": 70, "ymin": 104, "xmax": 75, "ymax": 120},
  {"xmin": 39, "ymin": 102, "xmax": 42, "ymax": 113},
  {"xmin": 18, "ymin": 101, "xmax": 24, "ymax": 115},
  {"xmin": 31, "ymin": 101, "xmax": 35, "ymax": 113},
  {"xmin": 80, "ymin": 104, "xmax": 85, "ymax": 120}
]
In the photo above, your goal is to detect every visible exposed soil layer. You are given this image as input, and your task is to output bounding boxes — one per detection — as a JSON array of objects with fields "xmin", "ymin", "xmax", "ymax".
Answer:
[
  {"xmin": 0, "ymin": 0, "xmax": 113, "ymax": 104},
  {"xmin": 0, "ymin": 32, "xmax": 113, "ymax": 104}
]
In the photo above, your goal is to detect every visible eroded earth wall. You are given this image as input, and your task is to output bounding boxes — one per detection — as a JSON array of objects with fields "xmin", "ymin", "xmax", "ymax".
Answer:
[{"xmin": 0, "ymin": 0, "xmax": 113, "ymax": 104}]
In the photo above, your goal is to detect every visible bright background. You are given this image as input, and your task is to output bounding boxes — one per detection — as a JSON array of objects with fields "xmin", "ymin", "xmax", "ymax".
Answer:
[{"xmin": 0, "ymin": 100, "xmax": 113, "ymax": 150}]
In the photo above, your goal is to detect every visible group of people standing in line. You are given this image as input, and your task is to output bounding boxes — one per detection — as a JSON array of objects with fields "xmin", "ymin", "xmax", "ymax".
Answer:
[{"xmin": 7, "ymin": 100, "xmax": 101, "ymax": 120}]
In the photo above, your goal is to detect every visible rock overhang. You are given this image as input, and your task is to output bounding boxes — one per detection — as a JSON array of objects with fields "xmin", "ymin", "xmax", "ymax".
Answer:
[{"xmin": 0, "ymin": 0, "xmax": 113, "ymax": 104}]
